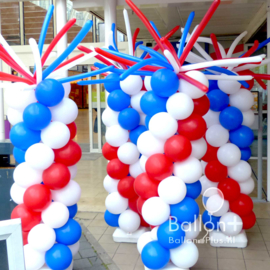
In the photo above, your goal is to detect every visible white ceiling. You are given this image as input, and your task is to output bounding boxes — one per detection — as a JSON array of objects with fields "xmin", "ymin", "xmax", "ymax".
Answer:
[{"xmin": 72, "ymin": 0, "xmax": 268, "ymax": 42}]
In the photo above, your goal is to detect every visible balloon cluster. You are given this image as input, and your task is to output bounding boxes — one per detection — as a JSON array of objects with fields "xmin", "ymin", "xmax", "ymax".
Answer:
[{"xmin": 201, "ymin": 78, "xmax": 256, "ymax": 235}]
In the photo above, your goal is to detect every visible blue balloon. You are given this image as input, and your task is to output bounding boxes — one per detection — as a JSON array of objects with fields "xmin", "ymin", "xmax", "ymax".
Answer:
[
  {"xmin": 67, "ymin": 204, "xmax": 78, "ymax": 219},
  {"xmin": 35, "ymin": 79, "xmax": 65, "ymax": 107},
  {"xmin": 104, "ymin": 73, "xmax": 120, "ymax": 93},
  {"xmin": 141, "ymin": 241, "xmax": 170, "ymax": 270},
  {"xmin": 13, "ymin": 147, "xmax": 25, "ymax": 164},
  {"xmin": 104, "ymin": 210, "xmax": 120, "ymax": 227},
  {"xmin": 186, "ymin": 181, "xmax": 202, "ymax": 199},
  {"xmin": 23, "ymin": 103, "xmax": 51, "ymax": 130},
  {"xmin": 229, "ymin": 125, "xmax": 254, "ymax": 148},
  {"xmin": 130, "ymin": 125, "xmax": 147, "ymax": 144},
  {"xmin": 107, "ymin": 89, "xmax": 130, "ymax": 111},
  {"xmin": 170, "ymin": 197, "xmax": 199, "ymax": 224},
  {"xmin": 240, "ymin": 147, "xmax": 252, "ymax": 161},
  {"xmin": 140, "ymin": 91, "xmax": 167, "ymax": 115},
  {"xmin": 157, "ymin": 219, "xmax": 185, "ymax": 249},
  {"xmin": 202, "ymin": 210, "xmax": 220, "ymax": 230},
  {"xmin": 219, "ymin": 106, "xmax": 243, "ymax": 130},
  {"xmin": 45, "ymin": 244, "xmax": 72, "ymax": 270},
  {"xmin": 10, "ymin": 122, "xmax": 41, "ymax": 150},
  {"xmin": 151, "ymin": 69, "xmax": 179, "ymax": 97},
  {"xmin": 118, "ymin": 108, "xmax": 140, "ymax": 130},
  {"xmin": 55, "ymin": 219, "xmax": 82, "ymax": 246},
  {"xmin": 207, "ymin": 89, "xmax": 229, "ymax": 112},
  {"xmin": 209, "ymin": 80, "xmax": 218, "ymax": 91}
]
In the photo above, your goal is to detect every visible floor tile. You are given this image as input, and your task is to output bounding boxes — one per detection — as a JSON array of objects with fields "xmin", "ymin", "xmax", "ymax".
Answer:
[
  {"xmin": 217, "ymin": 248, "xmax": 243, "ymax": 259},
  {"xmin": 104, "ymin": 226, "xmax": 116, "ymax": 235},
  {"xmin": 79, "ymin": 248, "xmax": 97, "ymax": 259},
  {"xmin": 217, "ymin": 259, "xmax": 246, "ymax": 270},
  {"xmin": 197, "ymin": 247, "xmax": 217, "ymax": 258},
  {"xmin": 245, "ymin": 260, "xmax": 270, "ymax": 270},
  {"xmin": 98, "ymin": 234, "xmax": 116, "ymax": 244},
  {"xmin": 193, "ymin": 258, "xmax": 218, "ymax": 269},
  {"xmin": 89, "ymin": 219, "xmax": 109, "ymax": 227},
  {"xmin": 87, "ymin": 226, "xmax": 108, "ymax": 235},
  {"xmin": 116, "ymin": 264, "xmax": 135, "ymax": 270},
  {"xmin": 257, "ymin": 219, "xmax": 270, "ymax": 226},
  {"xmin": 246, "ymin": 232, "xmax": 264, "ymax": 241},
  {"xmin": 77, "ymin": 212, "xmax": 98, "ymax": 220},
  {"xmin": 262, "ymin": 233, "xmax": 270, "ymax": 241},
  {"xmin": 245, "ymin": 239, "xmax": 267, "ymax": 251},
  {"xmin": 259, "ymin": 226, "xmax": 270, "ymax": 234},
  {"xmin": 243, "ymin": 249, "xmax": 270, "ymax": 261},
  {"xmin": 99, "ymin": 243, "xmax": 120, "ymax": 254},
  {"xmin": 112, "ymin": 253, "xmax": 139, "ymax": 265},
  {"xmin": 264, "ymin": 241, "xmax": 270, "ymax": 251},
  {"xmin": 73, "ymin": 258, "xmax": 92, "ymax": 269},
  {"xmin": 116, "ymin": 243, "xmax": 139, "ymax": 254}
]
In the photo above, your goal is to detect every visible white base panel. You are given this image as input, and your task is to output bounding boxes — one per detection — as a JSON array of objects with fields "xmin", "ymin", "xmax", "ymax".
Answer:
[
  {"xmin": 144, "ymin": 262, "xmax": 189, "ymax": 270},
  {"xmin": 209, "ymin": 230, "xmax": 248, "ymax": 248},
  {"xmin": 113, "ymin": 227, "xmax": 150, "ymax": 243}
]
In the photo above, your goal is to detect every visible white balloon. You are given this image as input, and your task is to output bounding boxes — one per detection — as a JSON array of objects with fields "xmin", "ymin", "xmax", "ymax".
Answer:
[
  {"xmin": 68, "ymin": 241, "xmax": 80, "ymax": 256},
  {"xmin": 229, "ymin": 89, "xmax": 254, "ymax": 112},
  {"xmin": 137, "ymin": 232, "xmax": 152, "ymax": 254},
  {"xmin": 63, "ymin": 82, "xmax": 71, "ymax": 97},
  {"xmin": 149, "ymin": 112, "xmax": 178, "ymax": 140},
  {"xmin": 51, "ymin": 180, "xmax": 81, "ymax": 206},
  {"xmin": 5, "ymin": 83, "xmax": 37, "ymax": 111},
  {"xmin": 217, "ymin": 143, "xmax": 241, "ymax": 167},
  {"xmin": 239, "ymin": 177, "xmax": 255, "ymax": 195},
  {"xmin": 50, "ymin": 98, "xmax": 78, "ymax": 124},
  {"xmin": 199, "ymin": 175, "xmax": 218, "ymax": 196},
  {"xmin": 218, "ymin": 78, "xmax": 241, "ymax": 95},
  {"xmin": 179, "ymin": 70, "xmax": 208, "ymax": 99},
  {"xmin": 10, "ymin": 183, "xmax": 26, "ymax": 204},
  {"xmin": 144, "ymin": 76, "xmax": 152, "ymax": 91},
  {"xmin": 14, "ymin": 162, "xmax": 42, "ymax": 188},
  {"xmin": 105, "ymin": 192, "xmax": 128, "ymax": 214},
  {"xmin": 183, "ymin": 218, "xmax": 201, "ymax": 240},
  {"xmin": 158, "ymin": 176, "xmax": 187, "ymax": 205},
  {"xmin": 118, "ymin": 210, "xmax": 141, "ymax": 233},
  {"xmin": 137, "ymin": 131, "xmax": 165, "ymax": 157},
  {"xmin": 150, "ymin": 226, "xmax": 158, "ymax": 240},
  {"xmin": 142, "ymin": 197, "xmax": 170, "ymax": 226},
  {"xmin": 174, "ymin": 157, "xmax": 203, "ymax": 183},
  {"xmin": 131, "ymin": 91, "xmax": 144, "ymax": 114},
  {"xmin": 205, "ymin": 124, "xmax": 229, "ymax": 147},
  {"xmin": 28, "ymin": 224, "xmax": 56, "ymax": 252},
  {"xmin": 228, "ymin": 160, "xmax": 252, "ymax": 182},
  {"xmin": 242, "ymin": 109, "xmax": 255, "ymax": 127},
  {"xmin": 120, "ymin": 75, "xmax": 143, "ymax": 95},
  {"xmin": 166, "ymin": 93, "xmax": 194, "ymax": 120},
  {"xmin": 24, "ymin": 244, "xmax": 45, "ymax": 270},
  {"xmin": 41, "ymin": 121, "xmax": 70, "ymax": 149},
  {"xmin": 102, "ymin": 107, "xmax": 119, "ymax": 127},
  {"xmin": 206, "ymin": 194, "xmax": 229, "ymax": 217},
  {"xmin": 139, "ymin": 155, "xmax": 148, "ymax": 172},
  {"xmin": 139, "ymin": 113, "xmax": 146, "ymax": 126},
  {"xmin": 103, "ymin": 175, "xmax": 119, "ymax": 193},
  {"xmin": 219, "ymin": 212, "xmax": 243, "ymax": 236},
  {"xmin": 42, "ymin": 202, "xmax": 69, "ymax": 229},
  {"xmin": 117, "ymin": 142, "xmax": 140, "ymax": 165},
  {"xmin": 170, "ymin": 241, "xmax": 199, "ymax": 269},
  {"xmin": 105, "ymin": 125, "xmax": 129, "ymax": 147},
  {"xmin": 129, "ymin": 160, "xmax": 144, "ymax": 178},
  {"xmin": 25, "ymin": 143, "xmax": 54, "ymax": 170},
  {"xmin": 203, "ymin": 110, "xmax": 220, "ymax": 128},
  {"xmin": 68, "ymin": 165, "xmax": 77, "ymax": 179},
  {"xmin": 7, "ymin": 107, "xmax": 23, "ymax": 125},
  {"xmin": 191, "ymin": 138, "xmax": 207, "ymax": 159}
]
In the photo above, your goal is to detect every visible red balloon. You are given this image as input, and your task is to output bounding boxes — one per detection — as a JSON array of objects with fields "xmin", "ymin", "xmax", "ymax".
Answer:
[
  {"xmin": 107, "ymin": 158, "xmax": 129, "ymax": 179},
  {"xmin": 22, "ymin": 231, "xmax": 29, "ymax": 245},
  {"xmin": 177, "ymin": 113, "xmax": 207, "ymax": 140},
  {"xmin": 230, "ymin": 194, "xmax": 253, "ymax": 217},
  {"xmin": 140, "ymin": 215, "xmax": 149, "ymax": 227},
  {"xmin": 241, "ymin": 211, "xmax": 256, "ymax": 230},
  {"xmin": 202, "ymin": 142, "xmax": 218, "ymax": 162},
  {"xmin": 128, "ymin": 195, "xmax": 139, "ymax": 213},
  {"xmin": 102, "ymin": 143, "xmax": 119, "ymax": 161},
  {"xmin": 218, "ymin": 178, "xmax": 240, "ymax": 201},
  {"xmin": 54, "ymin": 140, "xmax": 82, "ymax": 166},
  {"xmin": 66, "ymin": 122, "xmax": 77, "ymax": 140},
  {"xmin": 11, "ymin": 204, "xmax": 41, "ymax": 232},
  {"xmin": 145, "ymin": 154, "xmax": 173, "ymax": 181},
  {"xmin": 134, "ymin": 173, "xmax": 159, "ymax": 199},
  {"xmin": 205, "ymin": 160, "xmax": 227, "ymax": 182},
  {"xmin": 43, "ymin": 163, "xmax": 70, "ymax": 190},
  {"xmin": 193, "ymin": 95, "xmax": 210, "ymax": 116},
  {"xmin": 164, "ymin": 135, "xmax": 192, "ymax": 162},
  {"xmin": 137, "ymin": 197, "xmax": 147, "ymax": 215},
  {"xmin": 118, "ymin": 176, "xmax": 137, "ymax": 199},
  {"xmin": 23, "ymin": 184, "xmax": 51, "ymax": 212}
]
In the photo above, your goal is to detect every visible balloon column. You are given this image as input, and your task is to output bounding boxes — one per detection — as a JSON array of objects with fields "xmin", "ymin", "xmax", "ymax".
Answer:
[
  {"xmin": 1, "ymin": 5, "xmax": 119, "ymax": 270},
  {"xmin": 77, "ymin": 0, "xmax": 270, "ymax": 269}
]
